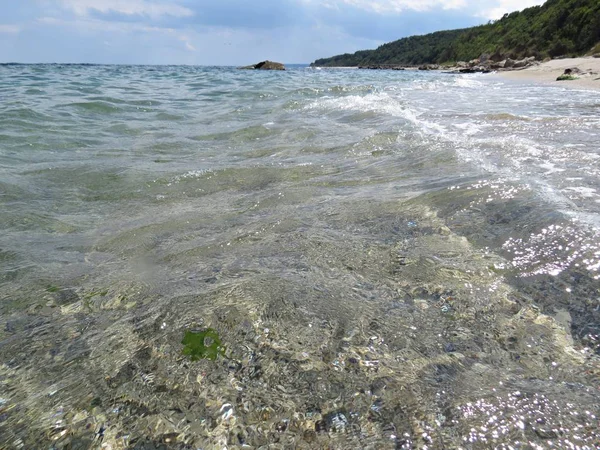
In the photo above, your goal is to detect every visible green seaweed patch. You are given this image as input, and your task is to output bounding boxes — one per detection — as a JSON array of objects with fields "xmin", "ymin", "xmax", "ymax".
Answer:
[
  {"xmin": 181, "ymin": 328, "xmax": 225, "ymax": 361},
  {"xmin": 46, "ymin": 285, "xmax": 60, "ymax": 293},
  {"xmin": 556, "ymin": 74, "xmax": 578, "ymax": 81},
  {"xmin": 83, "ymin": 290, "xmax": 109, "ymax": 300}
]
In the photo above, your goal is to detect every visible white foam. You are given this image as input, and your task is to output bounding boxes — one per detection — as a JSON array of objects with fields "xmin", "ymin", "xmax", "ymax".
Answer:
[
  {"xmin": 538, "ymin": 161, "xmax": 566, "ymax": 175},
  {"xmin": 453, "ymin": 76, "xmax": 485, "ymax": 88},
  {"xmin": 305, "ymin": 77, "xmax": 600, "ymax": 231},
  {"xmin": 306, "ymin": 92, "xmax": 448, "ymax": 137},
  {"xmin": 564, "ymin": 186, "xmax": 598, "ymax": 198},
  {"xmin": 454, "ymin": 122, "xmax": 482, "ymax": 136}
]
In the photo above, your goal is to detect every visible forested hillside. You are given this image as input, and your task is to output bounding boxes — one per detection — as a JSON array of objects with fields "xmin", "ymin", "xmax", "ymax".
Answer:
[{"xmin": 311, "ymin": 0, "xmax": 600, "ymax": 67}]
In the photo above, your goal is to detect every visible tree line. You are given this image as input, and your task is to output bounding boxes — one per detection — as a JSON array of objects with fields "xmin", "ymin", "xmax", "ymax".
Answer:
[{"xmin": 311, "ymin": 0, "xmax": 600, "ymax": 67}]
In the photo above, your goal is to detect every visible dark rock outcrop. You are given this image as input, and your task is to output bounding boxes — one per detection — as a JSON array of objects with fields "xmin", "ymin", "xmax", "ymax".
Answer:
[
  {"xmin": 512, "ymin": 56, "xmax": 537, "ymax": 69},
  {"xmin": 512, "ymin": 59, "xmax": 528, "ymax": 68},
  {"xmin": 359, "ymin": 65, "xmax": 406, "ymax": 70},
  {"xmin": 418, "ymin": 64, "xmax": 440, "ymax": 70},
  {"xmin": 564, "ymin": 67, "xmax": 582, "ymax": 74},
  {"xmin": 458, "ymin": 67, "xmax": 491, "ymax": 74},
  {"xmin": 239, "ymin": 60, "xmax": 285, "ymax": 70},
  {"xmin": 445, "ymin": 55, "xmax": 540, "ymax": 74}
]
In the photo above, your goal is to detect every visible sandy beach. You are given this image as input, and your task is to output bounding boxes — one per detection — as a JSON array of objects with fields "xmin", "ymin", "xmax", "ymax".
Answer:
[{"xmin": 497, "ymin": 56, "xmax": 600, "ymax": 90}]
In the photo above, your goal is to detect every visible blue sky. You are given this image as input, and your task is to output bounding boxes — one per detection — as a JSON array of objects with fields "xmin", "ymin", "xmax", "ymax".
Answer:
[{"xmin": 0, "ymin": 0, "xmax": 546, "ymax": 65}]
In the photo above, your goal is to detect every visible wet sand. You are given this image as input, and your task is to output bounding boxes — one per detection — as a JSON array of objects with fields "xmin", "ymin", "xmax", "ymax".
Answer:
[{"xmin": 498, "ymin": 56, "xmax": 600, "ymax": 90}]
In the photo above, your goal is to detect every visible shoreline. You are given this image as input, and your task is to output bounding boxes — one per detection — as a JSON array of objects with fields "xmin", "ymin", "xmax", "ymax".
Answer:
[
  {"xmin": 494, "ymin": 57, "xmax": 600, "ymax": 91},
  {"xmin": 313, "ymin": 57, "xmax": 600, "ymax": 91}
]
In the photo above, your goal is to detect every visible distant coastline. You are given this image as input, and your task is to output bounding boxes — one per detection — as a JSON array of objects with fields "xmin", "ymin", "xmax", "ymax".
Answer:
[{"xmin": 311, "ymin": 0, "xmax": 600, "ymax": 69}]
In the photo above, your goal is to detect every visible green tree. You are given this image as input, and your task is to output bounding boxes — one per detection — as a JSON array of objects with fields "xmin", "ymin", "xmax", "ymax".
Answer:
[{"xmin": 311, "ymin": 0, "xmax": 600, "ymax": 67}]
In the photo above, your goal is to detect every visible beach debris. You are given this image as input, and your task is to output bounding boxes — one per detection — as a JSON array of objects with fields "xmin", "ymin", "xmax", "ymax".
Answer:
[{"xmin": 557, "ymin": 68, "xmax": 579, "ymax": 81}]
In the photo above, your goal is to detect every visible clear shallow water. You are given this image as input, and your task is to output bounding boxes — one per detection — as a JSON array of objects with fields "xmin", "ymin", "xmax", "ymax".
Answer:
[{"xmin": 1, "ymin": 64, "xmax": 600, "ymax": 448}]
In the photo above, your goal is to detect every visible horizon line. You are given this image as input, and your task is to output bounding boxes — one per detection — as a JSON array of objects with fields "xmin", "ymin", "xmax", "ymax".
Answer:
[{"xmin": 0, "ymin": 62, "xmax": 311, "ymax": 67}]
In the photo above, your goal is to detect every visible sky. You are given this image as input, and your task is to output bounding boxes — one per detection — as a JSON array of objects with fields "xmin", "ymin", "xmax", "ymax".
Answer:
[{"xmin": 0, "ymin": 0, "xmax": 546, "ymax": 65}]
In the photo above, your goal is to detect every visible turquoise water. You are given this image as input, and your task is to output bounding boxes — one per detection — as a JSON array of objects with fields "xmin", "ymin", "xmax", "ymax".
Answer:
[{"xmin": 1, "ymin": 64, "xmax": 600, "ymax": 448}]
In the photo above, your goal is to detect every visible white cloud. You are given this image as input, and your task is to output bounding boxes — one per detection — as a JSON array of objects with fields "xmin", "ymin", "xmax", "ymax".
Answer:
[
  {"xmin": 39, "ymin": 16, "xmax": 171, "ymax": 34},
  {"xmin": 59, "ymin": 0, "xmax": 194, "ymax": 19},
  {"xmin": 5, "ymin": 0, "xmax": 551, "ymax": 64},
  {"xmin": 350, "ymin": 0, "xmax": 467, "ymax": 13},
  {"xmin": 302, "ymin": 0, "xmax": 544, "ymax": 18},
  {"xmin": 182, "ymin": 39, "xmax": 196, "ymax": 52},
  {"xmin": 0, "ymin": 24, "xmax": 21, "ymax": 34},
  {"xmin": 37, "ymin": 16, "xmax": 196, "ymax": 52},
  {"xmin": 478, "ymin": 0, "xmax": 545, "ymax": 20},
  {"xmin": 302, "ymin": 0, "xmax": 467, "ymax": 14}
]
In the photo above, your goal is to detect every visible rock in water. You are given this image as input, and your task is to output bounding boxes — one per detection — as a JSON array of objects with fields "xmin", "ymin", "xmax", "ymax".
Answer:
[
  {"xmin": 239, "ymin": 60, "xmax": 285, "ymax": 70},
  {"xmin": 255, "ymin": 61, "xmax": 285, "ymax": 70}
]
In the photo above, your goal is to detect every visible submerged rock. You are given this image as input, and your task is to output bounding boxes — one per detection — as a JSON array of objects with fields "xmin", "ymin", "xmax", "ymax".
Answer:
[
  {"xmin": 239, "ymin": 60, "xmax": 285, "ymax": 70},
  {"xmin": 316, "ymin": 411, "xmax": 349, "ymax": 433}
]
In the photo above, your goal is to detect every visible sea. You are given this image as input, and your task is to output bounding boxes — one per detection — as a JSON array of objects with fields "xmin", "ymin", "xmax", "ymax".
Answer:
[{"xmin": 1, "ymin": 64, "xmax": 600, "ymax": 449}]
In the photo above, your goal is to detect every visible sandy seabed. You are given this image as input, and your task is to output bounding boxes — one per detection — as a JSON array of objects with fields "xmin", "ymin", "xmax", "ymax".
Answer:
[{"xmin": 497, "ymin": 56, "xmax": 600, "ymax": 90}]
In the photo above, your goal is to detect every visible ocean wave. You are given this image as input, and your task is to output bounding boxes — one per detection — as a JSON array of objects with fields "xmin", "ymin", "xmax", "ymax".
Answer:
[{"xmin": 63, "ymin": 101, "xmax": 122, "ymax": 114}]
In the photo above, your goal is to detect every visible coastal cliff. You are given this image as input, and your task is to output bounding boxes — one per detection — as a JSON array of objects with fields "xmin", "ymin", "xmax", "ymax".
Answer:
[{"xmin": 311, "ymin": 0, "xmax": 600, "ymax": 67}]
